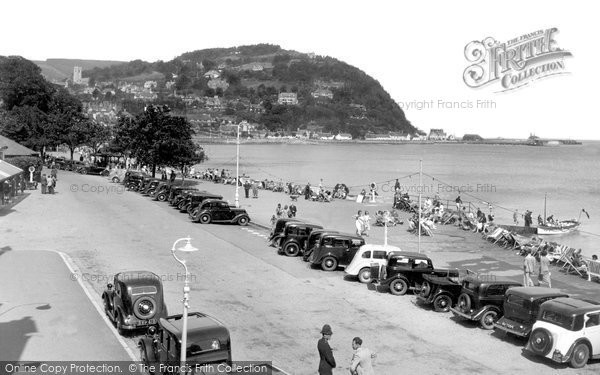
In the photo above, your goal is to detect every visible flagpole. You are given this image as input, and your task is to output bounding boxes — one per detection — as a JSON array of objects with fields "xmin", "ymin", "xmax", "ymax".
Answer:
[{"xmin": 418, "ymin": 159, "xmax": 422, "ymax": 253}]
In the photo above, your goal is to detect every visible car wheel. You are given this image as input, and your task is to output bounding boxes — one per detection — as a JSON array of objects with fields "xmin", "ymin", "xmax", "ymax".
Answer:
[
  {"xmin": 133, "ymin": 296, "xmax": 157, "ymax": 320},
  {"xmin": 81, "ymin": 169, "xmax": 87, "ymax": 175},
  {"xmin": 321, "ymin": 256, "xmax": 338, "ymax": 271},
  {"xmin": 238, "ymin": 216, "xmax": 249, "ymax": 226},
  {"xmin": 529, "ymin": 328, "xmax": 553, "ymax": 356},
  {"xmin": 358, "ymin": 267, "xmax": 372, "ymax": 283},
  {"xmin": 480, "ymin": 310, "xmax": 499, "ymax": 330},
  {"xmin": 433, "ymin": 294, "xmax": 453, "ymax": 312},
  {"xmin": 200, "ymin": 214, "xmax": 211, "ymax": 224},
  {"xmin": 420, "ymin": 281, "xmax": 431, "ymax": 298},
  {"xmin": 112, "ymin": 177, "xmax": 120, "ymax": 183},
  {"xmin": 457, "ymin": 293, "xmax": 471, "ymax": 313},
  {"xmin": 157, "ymin": 193, "xmax": 166, "ymax": 202},
  {"xmin": 389, "ymin": 278, "xmax": 409, "ymax": 295},
  {"xmin": 284, "ymin": 243, "xmax": 300, "ymax": 257},
  {"xmin": 570, "ymin": 343, "xmax": 590, "ymax": 368}
]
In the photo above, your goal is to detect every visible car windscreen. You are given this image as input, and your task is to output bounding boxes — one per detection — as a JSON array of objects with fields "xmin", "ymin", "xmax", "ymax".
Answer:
[
  {"xmin": 506, "ymin": 294, "xmax": 531, "ymax": 309},
  {"xmin": 540, "ymin": 310, "xmax": 574, "ymax": 331}
]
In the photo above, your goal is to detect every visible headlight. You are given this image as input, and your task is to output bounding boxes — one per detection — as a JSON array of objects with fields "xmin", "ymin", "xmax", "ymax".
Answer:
[{"xmin": 211, "ymin": 339, "xmax": 220, "ymax": 350}]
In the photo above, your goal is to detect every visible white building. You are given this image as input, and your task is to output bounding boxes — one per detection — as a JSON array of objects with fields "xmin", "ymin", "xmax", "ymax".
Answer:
[{"xmin": 73, "ymin": 66, "xmax": 82, "ymax": 84}]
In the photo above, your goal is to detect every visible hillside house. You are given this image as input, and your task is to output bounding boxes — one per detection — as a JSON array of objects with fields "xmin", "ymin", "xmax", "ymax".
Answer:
[
  {"xmin": 208, "ymin": 79, "xmax": 229, "ymax": 90},
  {"xmin": 278, "ymin": 92, "xmax": 298, "ymax": 105},
  {"xmin": 204, "ymin": 70, "xmax": 220, "ymax": 79},
  {"xmin": 205, "ymin": 96, "xmax": 222, "ymax": 110},
  {"xmin": 428, "ymin": 128, "xmax": 447, "ymax": 140},
  {"xmin": 144, "ymin": 81, "xmax": 157, "ymax": 89},
  {"xmin": 311, "ymin": 88, "xmax": 333, "ymax": 99}
]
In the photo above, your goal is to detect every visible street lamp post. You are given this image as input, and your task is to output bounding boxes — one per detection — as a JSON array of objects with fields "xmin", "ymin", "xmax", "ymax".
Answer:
[
  {"xmin": 235, "ymin": 123, "xmax": 240, "ymax": 208},
  {"xmin": 171, "ymin": 236, "xmax": 199, "ymax": 375}
]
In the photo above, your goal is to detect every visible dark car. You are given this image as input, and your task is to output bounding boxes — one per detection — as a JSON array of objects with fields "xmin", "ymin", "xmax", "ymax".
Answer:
[
  {"xmin": 102, "ymin": 271, "xmax": 168, "ymax": 335},
  {"xmin": 371, "ymin": 252, "xmax": 461, "ymax": 296},
  {"xmin": 449, "ymin": 276, "xmax": 522, "ymax": 329},
  {"xmin": 64, "ymin": 160, "xmax": 87, "ymax": 172},
  {"xmin": 168, "ymin": 187, "xmax": 198, "ymax": 205},
  {"xmin": 170, "ymin": 189, "xmax": 199, "ymax": 207},
  {"xmin": 123, "ymin": 171, "xmax": 146, "ymax": 186},
  {"xmin": 494, "ymin": 287, "xmax": 569, "ymax": 337},
  {"xmin": 141, "ymin": 179, "xmax": 162, "ymax": 195},
  {"xmin": 302, "ymin": 230, "xmax": 339, "ymax": 261},
  {"xmin": 268, "ymin": 218, "xmax": 302, "ymax": 247},
  {"xmin": 192, "ymin": 199, "xmax": 250, "ymax": 226},
  {"xmin": 308, "ymin": 233, "xmax": 365, "ymax": 271},
  {"xmin": 184, "ymin": 192, "xmax": 224, "ymax": 214},
  {"xmin": 138, "ymin": 312, "xmax": 232, "ymax": 368},
  {"xmin": 79, "ymin": 165, "xmax": 110, "ymax": 176},
  {"xmin": 416, "ymin": 271, "xmax": 473, "ymax": 312},
  {"xmin": 148, "ymin": 181, "xmax": 170, "ymax": 200},
  {"xmin": 277, "ymin": 222, "xmax": 324, "ymax": 257}
]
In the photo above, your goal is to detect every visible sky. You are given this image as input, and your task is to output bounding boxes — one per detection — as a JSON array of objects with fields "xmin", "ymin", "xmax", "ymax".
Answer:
[{"xmin": 1, "ymin": 0, "xmax": 598, "ymax": 139}]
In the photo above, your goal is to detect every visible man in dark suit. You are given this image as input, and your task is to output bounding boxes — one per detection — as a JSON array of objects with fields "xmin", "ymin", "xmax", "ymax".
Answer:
[{"xmin": 317, "ymin": 324, "xmax": 336, "ymax": 375}]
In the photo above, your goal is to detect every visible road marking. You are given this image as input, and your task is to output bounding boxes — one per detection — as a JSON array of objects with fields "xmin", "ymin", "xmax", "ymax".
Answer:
[{"xmin": 57, "ymin": 251, "xmax": 138, "ymax": 361}]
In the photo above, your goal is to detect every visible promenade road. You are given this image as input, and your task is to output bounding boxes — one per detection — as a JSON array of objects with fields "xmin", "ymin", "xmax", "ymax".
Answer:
[
  {"xmin": 0, "ymin": 249, "xmax": 133, "ymax": 361},
  {"xmin": 1, "ymin": 168, "xmax": 599, "ymax": 374}
]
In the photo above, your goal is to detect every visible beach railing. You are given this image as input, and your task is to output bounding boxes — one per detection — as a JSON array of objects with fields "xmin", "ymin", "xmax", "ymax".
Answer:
[{"xmin": 588, "ymin": 259, "xmax": 600, "ymax": 282}]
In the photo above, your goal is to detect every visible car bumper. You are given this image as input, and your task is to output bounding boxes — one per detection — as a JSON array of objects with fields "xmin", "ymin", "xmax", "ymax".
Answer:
[{"xmin": 449, "ymin": 307, "xmax": 476, "ymax": 321}]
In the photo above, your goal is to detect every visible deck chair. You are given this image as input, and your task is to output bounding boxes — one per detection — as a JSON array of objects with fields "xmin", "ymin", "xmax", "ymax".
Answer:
[
  {"xmin": 587, "ymin": 260, "xmax": 600, "ymax": 282},
  {"xmin": 557, "ymin": 247, "xmax": 576, "ymax": 268},
  {"xmin": 548, "ymin": 244, "xmax": 567, "ymax": 263},
  {"xmin": 484, "ymin": 227, "xmax": 504, "ymax": 242}
]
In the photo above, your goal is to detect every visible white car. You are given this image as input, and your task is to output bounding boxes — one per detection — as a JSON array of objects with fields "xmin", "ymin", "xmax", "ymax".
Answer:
[
  {"xmin": 526, "ymin": 297, "xmax": 600, "ymax": 368},
  {"xmin": 344, "ymin": 244, "xmax": 401, "ymax": 283}
]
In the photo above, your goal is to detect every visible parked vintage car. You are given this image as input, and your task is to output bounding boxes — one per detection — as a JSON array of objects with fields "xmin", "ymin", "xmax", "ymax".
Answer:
[
  {"xmin": 123, "ymin": 170, "xmax": 147, "ymax": 186},
  {"xmin": 102, "ymin": 271, "xmax": 168, "ymax": 335},
  {"xmin": 170, "ymin": 189, "xmax": 199, "ymax": 207},
  {"xmin": 494, "ymin": 287, "xmax": 569, "ymax": 337},
  {"xmin": 449, "ymin": 277, "xmax": 522, "ymax": 329},
  {"xmin": 138, "ymin": 312, "xmax": 232, "ymax": 368},
  {"xmin": 302, "ymin": 230, "xmax": 339, "ymax": 261},
  {"xmin": 415, "ymin": 270, "xmax": 474, "ymax": 312},
  {"xmin": 268, "ymin": 218, "xmax": 302, "ymax": 247},
  {"xmin": 141, "ymin": 179, "xmax": 162, "ymax": 195},
  {"xmin": 344, "ymin": 244, "xmax": 402, "ymax": 283},
  {"xmin": 525, "ymin": 297, "xmax": 600, "ymax": 368},
  {"xmin": 108, "ymin": 168, "xmax": 127, "ymax": 183},
  {"xmin": 307, "ymin": 233, "xmax": 365, "ymax": 271},
  {"xmin": 147, "ymin": 181, "xmax": 170, "ymax": 199},
  {"xmin": 277, "ymin": 222, "xmax": 324, "ymax": 257},
  {"xmin": 183, "ymin": 192, "xmax": 224, "ymax": 214},
  {"xmin": 371, "ymin": 252, "xmax": 461, "ymax": 296},
  {"xmin": 192, "ymin": 199, "xmax": 250, "ymax": 226},
  {"xmin": 78, "ymin": 165, "xmax": 110, "ymax": 176},
  {"xmin": 168, "ymin": 187, "xmax": 198, "ymax": 205}
]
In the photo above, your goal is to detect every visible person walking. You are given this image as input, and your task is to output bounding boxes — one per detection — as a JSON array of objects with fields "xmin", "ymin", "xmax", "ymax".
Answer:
[
  {"xmin": 513, "ymin": 210, "xmax": 519, "ymax": 225},
  {"xmin": 169, "ymin": 169, "xmax": 176, "ymax": 183},
  {"xmin": 46, "ymin": 174, "xmax": 54, "ymax": 194},
  {"xmin": 317, "ymin": 324, "xmax": 336, "ymax": 375},
  {"xmin": 354, "ymin": 210, "xmax": 364, "ymax": 237},
  {"xmin": 289, "ymin": 203, "xmax": 297, "ymax": 218},
  {"xmin": 455, "ymin": 195, "xmax": 462, "ymax": 210},
  {"xmin": 243, "ymin": 180, "xmax": 251, "ymax": 198},
  {"xmin": 275, "ymin": 203, "xmax": 284, "ymax": 218},
  {"xmin": 304, "ymin": 182, "xmax": 311, "ymax": 200},
  {"xmin": 362, "ymin": 211, "xmax": 371, "ymax": 237},
  {"xmin": 539, "ymin": 249, "xmax": 552, "ymax": 288},
  {"xmin": 251, "ymin": 180, "xmax": 258, "ymax": 198},
  {"xmin": 349, "ymin": 337, "xmax": 376, "ymax": 375},
  {"xmin": 523, "ymin": 249, "xmax": 536, "ymax": 286},
  {"xmin": 41, "ymin": 174, "xmax": 47, "ymax": 194}
]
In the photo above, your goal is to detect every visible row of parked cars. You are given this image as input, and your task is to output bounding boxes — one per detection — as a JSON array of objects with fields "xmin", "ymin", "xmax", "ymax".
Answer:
[
  {"xmin": 121, "ymin": 171, "xmax": 251, "ymax": 226},
  {"xmin": 268, "ymin": 217, "xmax": 600, "ymax": 369}
]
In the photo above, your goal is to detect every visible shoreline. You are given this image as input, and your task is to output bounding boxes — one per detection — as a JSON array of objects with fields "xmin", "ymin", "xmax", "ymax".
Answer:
[{"xmin": 194, "ymin": 137, "xmax": 585, "ymax": 146}]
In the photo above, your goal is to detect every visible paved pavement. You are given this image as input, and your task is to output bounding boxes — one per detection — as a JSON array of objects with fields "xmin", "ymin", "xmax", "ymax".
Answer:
[{"xmin": 0, "ymin": 249, "xmax": 134, "ymax": 361}]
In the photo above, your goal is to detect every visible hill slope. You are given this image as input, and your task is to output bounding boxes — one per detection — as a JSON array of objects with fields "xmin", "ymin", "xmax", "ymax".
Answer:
[
  {"xmin": 84, "ymin": 44, "xmax": 419, "ymax": 137},
  {"xmin": 33, "ymin": 58, "xmax": 125, "ymax": 81}
]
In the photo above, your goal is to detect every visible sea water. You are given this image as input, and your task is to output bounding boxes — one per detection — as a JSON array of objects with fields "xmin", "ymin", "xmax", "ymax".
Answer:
[{"xmin": 198, "ymin": 142, "xmax": 600, "ymax": 257}]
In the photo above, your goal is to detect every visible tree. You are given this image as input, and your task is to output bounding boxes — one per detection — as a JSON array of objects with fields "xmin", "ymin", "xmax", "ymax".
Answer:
[
  {"xmin": 0, "ymin": 56, "xmax": 54, "ymax": 112},
  {"xmin": 113, "ymin": 105, "xmax": 205, "ymax": 177}
]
